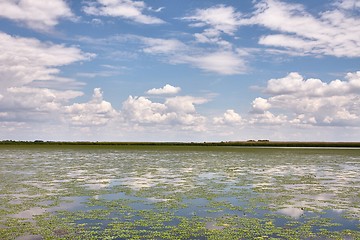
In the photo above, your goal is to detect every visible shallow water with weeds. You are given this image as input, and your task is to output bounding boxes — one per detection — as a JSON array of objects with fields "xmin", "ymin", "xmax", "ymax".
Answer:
[{"xmin": 0, "ymin": 146, "xmax": 359, "ymax": 239}]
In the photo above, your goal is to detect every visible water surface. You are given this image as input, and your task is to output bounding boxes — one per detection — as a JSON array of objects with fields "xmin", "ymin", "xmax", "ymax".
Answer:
[{"xmin": 0, "ymin": 146, "xmax": 359, "ymax": 239}]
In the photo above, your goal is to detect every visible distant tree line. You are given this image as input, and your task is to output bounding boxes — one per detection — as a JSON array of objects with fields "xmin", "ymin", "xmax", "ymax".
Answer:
[{"xmin": 0, "ymin": 140, "xmax": 360, "ymax": 148}]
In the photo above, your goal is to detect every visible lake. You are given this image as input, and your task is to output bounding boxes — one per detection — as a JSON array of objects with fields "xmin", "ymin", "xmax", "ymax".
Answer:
[{"xmin": 0, "ymin": 145, "xmax": 359, "ymax": 239}]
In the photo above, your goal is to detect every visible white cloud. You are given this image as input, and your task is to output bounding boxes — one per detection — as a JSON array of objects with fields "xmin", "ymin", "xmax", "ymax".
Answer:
[
  {"xmin": 121, "ymin": 96, "xmax": 171, "ymax": 124},
  {"xmin": 258, "ymin": 34, "xmax": 313, "ymax": 55},
  {"xmin": 182, "ymin": 5, "xmax": 241, "ymax": 49},
  {"xmin": 6, "ymin": 87, "xmax": 82, "ymax": 106},
  {"xmin": 165, "ymin": 96, "xmax": 208, "ymax": 113},
  {"xmin": 193, "ymin": 31, "xmax": 232, "ymax": 49},
  {"xmin": 178, "ymin": 51, "xmax": 247, "ymax": 75},
  {"xmin": 81, "ymin": 32, "xmax": 248, "ymax": 75},
  {"xmin": 121, "ymin": 95, "xmax": 207, "ymax": 130},
  {"xmin": 147, "ymin": 84, "xmax": 181, "ymax": 95},
  {"xmin": 249, "ymin": 111, "xmax": 288, "ymax": 125},
  {"xmin": 140, "ymin": 37, "xmax": 187, "ymax": 54},
  {"xmin": 28, "ymin": 77, "xmax": 86, "ymax": 90},
  {"xmin": 91, "ymin": 18, "xmax": 104, "ymax": 25},
  {"xmin": 290, "ymin": 114, "xmax": 317, "ymax": 125},
  {"xmin": 64, "ymin": 88, "xmax": 118, "ymax": 126},
  {"xmin": 183, "ymin": 5, "xmax": 241, "ymax": 36},
  {"xmin": 0, "ymin": 88, "xmax": 119, "ymax": 139},
  {"xmin": 265, "ymin": 72, "xmax": 360, "ymax": 97},
  {"xmin": 123, "ymin": 5, "xmax": 248, "ymax": 75},
  {"xmin": 136, "ymin": 36, "xmax": 247, "ymax": 75},
  {"xmin": 245, "ymin": 0, "xmax": 360, "ymax": 57},
  {"xmin": 251, "ymin": 97, "xmax": 271, "ymax": 113},
  {"xmin": 148, "ymin": 6, "xmax": 165, "ymax": 13},
  {"xmin": 252, "ymin": 71, "xmax": 360, "ymax": 126},
  {"xmin": 0, "ymin": 32, "xmax": 93, "ymax": 123},
  {"xmin": 0, "ymin": 0, "xmax": 74, "ymax": 31},
  {"xmin": 0, "ymin": 32, "xmax": 93, "ymax": 90},
  {"xmin": 0, "ymin": 86, "xmax": 83, "ymax": 122},
  {"xmin": 83, "ymin": 0, "xmax": 164, "ymax": 24},
  {"xmin": 334, "ymin": 0, "xmax": 360, "ymax": 9},
  {"xmin": 213, "ymin": 109, "xmax": 243, "ymax": 125}
]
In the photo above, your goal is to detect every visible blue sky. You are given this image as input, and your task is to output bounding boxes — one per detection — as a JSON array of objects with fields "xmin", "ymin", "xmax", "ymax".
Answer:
[{"xmin": 0, "ymin": 0, "xmax": 360, "ymax": 142}]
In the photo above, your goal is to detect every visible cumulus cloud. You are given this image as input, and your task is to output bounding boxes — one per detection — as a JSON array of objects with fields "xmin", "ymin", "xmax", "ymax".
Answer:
[
  {"xmin": 83, "ymin": 0, "xmax": 164, "ymax": 24},
  {"xmin": 245, "ymin": 0, "xmax": 360, "ymax": 57},
  {"xmin": 0, "ymin": 0, "xmax": 74, "ymax": 31},
  {"xmin": 251, "ymin": 71, "xmax": 360, "ymax": 126},
  {"xmin": 165, "ymin": 96, "xmax": 208, "ymax": 113},
  {"xmin": 64, "ymin": 88, "xmax": 118, "ymax": 126},
  {"xmin": 147, "ymin": 84, "xmax": 181, "ymax": 95},
  {"xmin": 249, "ymin": 111, "xmax": 288, "ymax": 125},
  {"xmin": 213, "ymin": 109, "xmax": 243, "ymax": 125},
  {"xmin": 265, "ymin": 72, "xmax": 360, "ymax": 96},
  {"xmin": 0, "ymin": 87, "xmax": 83, "ymax": 122},
  {"xmin": 251, "ymin": 97, "xmax": 271, "ymax": 114},
  {"xmin": 5, "ymin": 87, "xmax": 82, "ymax": 109},
  {"xmin": 121, "ymin": 95, "xmax": 208, "ymax": 131},
  {"xmin": 121, "ymin": 96, "xmax": 170, "ymax": 124}
]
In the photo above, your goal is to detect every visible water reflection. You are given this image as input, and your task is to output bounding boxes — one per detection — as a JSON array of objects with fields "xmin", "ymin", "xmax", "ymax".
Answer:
[
  {"xmin": 15, "ymin": 235, "xmax": 43, "ymax": 240},
  {"xmin": 10, "ymin": 207, "xmax": 47, "ymax": 220},
  {"xmin": 278, "ymin": 207, "xmax": 304, "ymax": 219},
  {"xmin": 9, "ymin": 196, "xmax": 93, "ymax": 221}
]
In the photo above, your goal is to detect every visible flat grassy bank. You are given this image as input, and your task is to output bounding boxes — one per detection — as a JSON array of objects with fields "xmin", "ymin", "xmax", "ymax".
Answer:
[{"xmin": 1, "ymin": 140, "xmax": 360, "ymax": 148}]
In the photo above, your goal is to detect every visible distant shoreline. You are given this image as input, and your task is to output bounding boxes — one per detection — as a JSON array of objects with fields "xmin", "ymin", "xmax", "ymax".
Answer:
[{"xmin": 1, "ymin": 140, "xmax": 360, "ymax": 148}]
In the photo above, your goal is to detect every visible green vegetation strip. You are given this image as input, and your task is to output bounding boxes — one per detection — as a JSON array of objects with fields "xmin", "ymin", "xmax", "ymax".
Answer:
[{"xmin": 1, "ymin": 140, "xmax": 360, "ymax": 148}]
